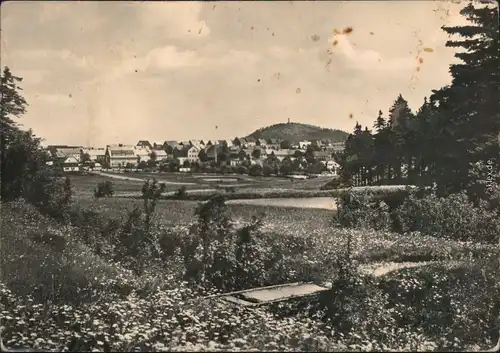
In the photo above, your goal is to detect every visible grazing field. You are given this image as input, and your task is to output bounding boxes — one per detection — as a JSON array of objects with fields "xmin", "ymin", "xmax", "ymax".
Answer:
[
  {"xmin": 5, "ymin": 168, "xmax": 499, "ymax": 353},
  {"xmin": 80, "ymin": 171, "xmax": 334, "ymax": 191},
  {"xmin": 69, "ymin": 173, "xmax": 339, "ymax": 200},
  {"xmin": 69, "ymin": 196, "xmax": 499, "ymax": 265},
  {"xmin": 70, "ymin": 174, "xmax": 210, "ymax": 197},
  {"xmin": 73, "ymin": 196, "xmax": 335, "ymax": 231}
]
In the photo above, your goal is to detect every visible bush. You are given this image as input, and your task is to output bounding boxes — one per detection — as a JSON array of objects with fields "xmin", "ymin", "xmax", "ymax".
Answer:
[
  {"xmin": 378, "ymin": 261, "xmax": 500, "ymax": 351},
  {"xmin": 174, "ymin": 186, "xmax": 187, "ymax": 200},
  {"xmin": 236, "ymin": 165, "xmax": 248, "ymax": 175},
  {"xmin": 262, "ymin": 163, "xmax": 273, "ymax": 177},
  {"xmin": 333, "ymin": 190, "xmax": 392, "ymax": 231},
  {"xmin": 0, "ymin": 200, "xmax": 136, "ymax": 305},
  {"xmin": 25, "ymin": 173, "xmax": 73, "ymax": 221},
  {"xmin": 176, "ymin": 194, "xmax": 338, "ymax": 292},
  {"xmin": 94, "ymin": 180, "xmax": 115, "ymax": 198},
  {"xmin": 393, "ymin": 191, "xmax": 500, "ymax": 243},
  {"xmin": 320, "ymin": 177, "xmax": 351, "ymax": 190},
  {"xmin": 248, "ymin": 164, "xmax": 263, "ymax": 177},
  {"xmin": 317, "ymin": 272, "xmax": 394, "ymax": 340}
]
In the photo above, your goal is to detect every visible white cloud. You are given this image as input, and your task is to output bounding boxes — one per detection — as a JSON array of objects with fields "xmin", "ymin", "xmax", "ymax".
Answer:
[
  {"xmin": 103, "ymin": 46, "xmax": 261, "ymax": 81},
  {"xmin": 36, "ymin": 93, "xmax": 74, "ymax": 106},
  {"xmin": 13, "ymin": 49, "xmax": 97, "ymax": 70},
  {"xmin": 139, "ymin": 2, "xmax": 210, "ymax": 38},
  {"xmin": 39, "ymin": 3, "xmax": 72, "ymax": 23},
  {"xmin": 146, "ymin": 46, "xmax": 203, "ymax": 69},
  {"xmin": 329, "ymin": 34, "xmax": 414, "ymax": 74},
  {"xmin": 268, "ymin": 46, "xmax": 294, "ymax": 59},
  {"xmin": 15, "ymin": 69, "xmax": 48, "ymax": 86}
]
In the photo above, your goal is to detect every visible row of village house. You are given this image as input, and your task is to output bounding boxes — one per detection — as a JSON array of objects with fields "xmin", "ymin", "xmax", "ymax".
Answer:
[{"xmin": 46, "ymin": 138, "xmax": 345, "ymax": 174}]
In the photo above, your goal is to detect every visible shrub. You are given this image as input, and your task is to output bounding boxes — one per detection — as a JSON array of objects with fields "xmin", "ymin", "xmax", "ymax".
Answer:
[
  {"xmin": 0, "ymin": 200, "xmax": 135, "ymax": 305},
  {"xmin": 174, "ymin": 186, "xmax": 187, "ymax": 200},
  {"xmin": 378, "ymin": 260, "xmax": 500, "ymax": 350},
  {"xmin": 119, "ymin": 205, "xmax": 146, "ymax": 258},
  {"xmin": 333, "ymin": 190, "xmax": 392, "ymax": 231},
  {"xmin": 25, "ymin": 173, "xmax": 73, "ymax": 221},
  {"xmin": 262, "ymin": 163, "xmax": 273, "ymax": 177},
  {"xmin": 317, "ymin": 272, "xmax": 394, "ymax": 340},
  {"xmin": 236, "ymin": 165, "xmax": 248, "ymax": 175},
  {"xmin": 181, "ymin": 194, "xmax": 234, "ymax": 290},
  {"xmin": 141, "ymin": 179, "xmax": 166, "ymax": 232},
  {"xmin": 393, "ymin": 191, "xmax": 500, "ymax": 243},
  {"xmin": 320, "ymin": 177, "xmax": 351, "ymax": 190},
  {"xmin": 248, "ymin": 164, "xmax": 263, "ymax": 177},
  {"xmin": 94, "ymin": 180, "xmax": 114, "ymax": 198}
]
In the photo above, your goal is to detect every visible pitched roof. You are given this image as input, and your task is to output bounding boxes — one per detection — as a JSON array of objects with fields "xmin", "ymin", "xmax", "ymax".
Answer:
[
  {"xmin": 48, "ymin": 145, "xmax": 82, "ymax": 149},
  {"xmin": 52, "ymin": 147, "xmax": 81, "ymax": 156},
  {"xmin": 152, "ymin": 141, "xmax": 165, "ymax": 148},
  {"xmin": 136, "ymin": 140, "xmax": 152, "ymax": 147},
  {"xmin": 55, "ymin": 150, "xmax": 68, "ymax": 159},
  {"xmin": 246, "ymin": 137, "xmax": 256, "ymax": 143},
  {"xmin": 267, "ymin": 149, "xmax": 294, "ymax": 157},
  {"xmin": 64, "ymin": 156, "xmax": 79, "ymax": 164},
  {"xmin": 108, "ymin": 145, "xmax": 136, "ymax": 157},
  {"xmin": 134, "ymin": 146, "xmax": 151, "ymax": 157},
  {"xmin": 313, "ymin": 151, "xmax": 331, "ymax": 158},
  {"xmin": 153, "ymin": 150, "xmax": 168, "ymax": 157},
  {"xmin": 82, "ymin": 148, "xmax": 106, "ymax": 158},
  {"xmin": 175, "ymin": 144, "xmax": 197, "ymax": 157},
  {"xmin": 242, "ymin": 148, "xmax": 254, "ymax": 155}
]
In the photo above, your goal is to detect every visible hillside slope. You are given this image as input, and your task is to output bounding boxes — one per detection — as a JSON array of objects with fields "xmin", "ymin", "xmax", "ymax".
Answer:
[{"xmin": 247, "ymin": 123, "xmax": 348, "ymax": 143}]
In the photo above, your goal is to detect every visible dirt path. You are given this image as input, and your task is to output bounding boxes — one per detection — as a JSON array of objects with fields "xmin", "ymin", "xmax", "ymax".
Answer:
[{"xmin": 358, "ymin": 261, "xmax": 438, "ymax": 277}]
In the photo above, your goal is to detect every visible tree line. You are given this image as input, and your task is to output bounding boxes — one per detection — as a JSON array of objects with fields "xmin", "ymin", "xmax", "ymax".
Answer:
[{"xmin": 339, "ymin": 3, "xmax": 499, "ymax": 201}]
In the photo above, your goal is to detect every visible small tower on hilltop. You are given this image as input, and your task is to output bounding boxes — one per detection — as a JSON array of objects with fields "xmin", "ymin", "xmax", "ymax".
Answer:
[{"xmin": 287, "ymin": 118, "xmax": 290, "ymax": 124}]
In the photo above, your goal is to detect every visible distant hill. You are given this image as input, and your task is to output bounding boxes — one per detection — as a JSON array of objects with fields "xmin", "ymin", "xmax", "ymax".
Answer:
[{"xmin": 246, "ymin": 123, "xmax": 349, "ymax": 143}]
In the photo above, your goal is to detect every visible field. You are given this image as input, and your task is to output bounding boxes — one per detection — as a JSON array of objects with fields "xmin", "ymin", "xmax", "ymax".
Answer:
[
  {"xmin": 70, "ymin": 172, "xmax": 334, "ymax": 196},
  {"xmin": 2, "ymin": 172, "xmax": 499, "ymax": 352},
  {"xmin": 70, "ymin": 176, "xmax": 499, "ymax": 268},
  {"xmin": 73, "ymin": 196, "xmax": 335, "ymax": 234},
  {"xmin": 71, "ymin": 173, "xmax": 411, "ymax": 201}
]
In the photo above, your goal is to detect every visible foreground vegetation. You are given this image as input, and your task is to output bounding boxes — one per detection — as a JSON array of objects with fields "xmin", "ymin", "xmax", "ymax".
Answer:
[{"xmin": 2, "ymin": 192, "xmax": 500, "ymax": 352}]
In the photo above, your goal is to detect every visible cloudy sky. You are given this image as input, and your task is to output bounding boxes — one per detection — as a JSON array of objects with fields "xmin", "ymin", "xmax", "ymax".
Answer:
[{"xmin": 1, "ymin": 0, "xmax": 473, "ymax": 147}]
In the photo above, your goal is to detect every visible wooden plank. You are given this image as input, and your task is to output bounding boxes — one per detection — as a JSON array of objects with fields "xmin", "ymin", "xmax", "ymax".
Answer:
[
  {"xmin": 213, "ymin": 282, "xmax": 330, "ymax": 308},
  {"xmin": 240, "ymin": 283, "xmax": 328, "ymax": 303},
  {"xmin": 220, "ymin": 296, "xmax": 257, "ymax": 306},
  {"xmin": 200, "ymin": 282, "xmax": 303, "ymax": 300}
]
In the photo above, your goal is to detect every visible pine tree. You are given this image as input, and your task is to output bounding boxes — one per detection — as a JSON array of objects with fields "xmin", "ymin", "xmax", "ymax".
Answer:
[
  {"xmin": 388, "ymin": 95, "xmax": 414, "ymax": 183},
  {"xmin": 0, "ymin": 67, "xmax": 28, "ymax": 135},
  {"xmin": 374, "ymin": 110, "xmax": 386, "ymax": 133},
  {"xmin": 373, "ymin": 111, "xmax": 388, "ymax": 183},
  {"xmin": 430, "ymin": 3, "xmax": 500, "ymax": 195}
]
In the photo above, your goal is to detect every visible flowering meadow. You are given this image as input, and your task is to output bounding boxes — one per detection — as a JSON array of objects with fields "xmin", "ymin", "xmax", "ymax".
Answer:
[{"xmin": 1, "ymin": 182, "xmax": 500, "ymax": 352}]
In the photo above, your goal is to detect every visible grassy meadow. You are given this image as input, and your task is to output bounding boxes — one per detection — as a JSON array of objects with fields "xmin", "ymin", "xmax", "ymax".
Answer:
[{"xmin": 1, "ymin": 172, "xmax": 499, "ymax": 352}]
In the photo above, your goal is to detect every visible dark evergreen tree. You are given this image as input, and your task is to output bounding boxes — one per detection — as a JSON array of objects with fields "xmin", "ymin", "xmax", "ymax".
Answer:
[{"xmin": 430, "ymin": 3, "xmax": 500, "ymax": 195}]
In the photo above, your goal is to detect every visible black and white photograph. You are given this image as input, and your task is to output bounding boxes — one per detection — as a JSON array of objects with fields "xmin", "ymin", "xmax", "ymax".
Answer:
[{"xmin": 1, "ymin": 0, "xmax": 499, "ymax": 351}]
